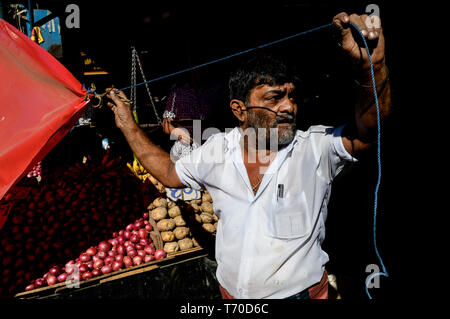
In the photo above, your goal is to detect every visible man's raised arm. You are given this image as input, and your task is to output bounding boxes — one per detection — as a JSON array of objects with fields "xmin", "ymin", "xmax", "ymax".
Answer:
[
  {"xmin": 106, "ymin": 89, "xmax": 184, "ymax": 188},
  {"xmin": 332, "ymin": 12, "xmax": 392, "ymax": 156}
]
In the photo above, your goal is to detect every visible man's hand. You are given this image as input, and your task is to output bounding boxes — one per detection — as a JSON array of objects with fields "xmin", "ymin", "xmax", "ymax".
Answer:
[
  {"xmin": 162, "ymin": 118, "xmax": 193, "ymax": 145},
  {"xmin": 106, "ymin": 88, "xmax": 137, "ymax": 131},
  {"xmin": 332, "ymin": 12, "xmax": 386, "ymax": 76}
]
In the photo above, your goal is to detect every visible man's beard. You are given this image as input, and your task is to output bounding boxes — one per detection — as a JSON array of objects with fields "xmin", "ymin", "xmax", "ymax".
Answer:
[{"xmin": 247, "ymin": 112, "xmax": 297, "ymax": 150}]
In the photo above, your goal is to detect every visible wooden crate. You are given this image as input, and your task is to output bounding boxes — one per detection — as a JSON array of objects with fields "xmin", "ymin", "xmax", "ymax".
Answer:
[{"xmin": 14, "ymin": 246, "xmax": 206, "ymax": 299}]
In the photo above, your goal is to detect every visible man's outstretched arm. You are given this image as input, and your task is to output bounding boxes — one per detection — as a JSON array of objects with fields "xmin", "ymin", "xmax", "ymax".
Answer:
[
  {"xmin": 333, "ymin": 12, "xmax": 392, "ymax": 156},
  {"xmin": 106, "ymin": 89, "xmax": 184, "ymax": 188}
]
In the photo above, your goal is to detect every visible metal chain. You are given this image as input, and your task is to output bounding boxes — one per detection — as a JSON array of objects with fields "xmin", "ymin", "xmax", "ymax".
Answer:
[
  {"xmin": 134, "ymin": 49, "xmax": 162, "ymax": 125},
  {"xmin": 130, "ymin": 47, "xmax": 162, "ymax": 125},
  {"xmin": 130, "ymin": 47, "xmax": 137, "ymax": 111}
]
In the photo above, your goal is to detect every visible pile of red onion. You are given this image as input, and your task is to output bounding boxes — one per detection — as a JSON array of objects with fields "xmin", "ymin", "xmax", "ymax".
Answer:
[
  {"xmin": 24, "ymin": 213, "xmax": 167, "ymax": 292},
  {"xmin": 0, "ymin": 155, "xmax": 160, "ymax": 296}
]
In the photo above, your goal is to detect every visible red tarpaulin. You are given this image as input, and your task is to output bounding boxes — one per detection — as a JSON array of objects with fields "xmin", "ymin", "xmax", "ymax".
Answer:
[{"xmin": 0, "ymin": 19, "xmax": 89, "ymax": 204}]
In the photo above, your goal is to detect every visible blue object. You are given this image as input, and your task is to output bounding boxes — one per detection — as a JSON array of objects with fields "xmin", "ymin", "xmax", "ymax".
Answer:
[{"xmin": 348, "ymin": 22, "xmax": 388, "ymax": 299}]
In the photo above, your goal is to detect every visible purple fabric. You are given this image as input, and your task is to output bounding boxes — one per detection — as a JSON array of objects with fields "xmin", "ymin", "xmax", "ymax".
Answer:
[{"xmin": 164, "ymin": 83, "xmax": 218, "ymax": 120}]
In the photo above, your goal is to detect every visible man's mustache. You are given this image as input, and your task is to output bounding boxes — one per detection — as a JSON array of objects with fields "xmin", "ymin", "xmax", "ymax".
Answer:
[{"xmin": 274, "ymin": 114, "xmax": 295, "ymax": 125}]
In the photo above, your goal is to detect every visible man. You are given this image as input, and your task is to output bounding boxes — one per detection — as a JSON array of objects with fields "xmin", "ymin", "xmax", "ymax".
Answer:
[{"xmin": 106, "ymin": 12, "xmax": 391, "ymax": 299}]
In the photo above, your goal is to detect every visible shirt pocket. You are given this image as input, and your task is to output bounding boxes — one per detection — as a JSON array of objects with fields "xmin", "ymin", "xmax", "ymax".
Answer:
[{"xmin": 268, "ymin": 191, "xmax": 312, "ymax": 240}]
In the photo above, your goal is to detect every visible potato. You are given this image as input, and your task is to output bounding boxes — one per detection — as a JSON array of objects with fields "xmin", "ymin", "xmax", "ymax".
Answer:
[
  {"xmin": 167, "ymin": 200, "xmax": 176, "ymax": 209},
  {"xmin": 213, "ymin": 214, "xmax": 219, "ymax": 222},
  {"xmin": 161, "ymin": 231, "xmax": 175, "ymax": 242},
  {"xmin": 200, "ymin": 213, "xmax": 213, "ymax": 223},
  {"xmin": 164, "ymin": 242, "xmax": 179, "ymax": 253},
  {"xmin": 168, "ymin": 205, "xmax": 181, "ymax": 218},
  {"xmin": 195, "ymin": 214, "xmax": 202, "ymax": 223},
  {"xmin": 200, "ymin": 202, "xmax": 214, "ymax": 214},
  {"xmin": 173, "ymin": 227, "xmax": 190, "ymax": 240},
  {"xmin": 157, "ymin": 219, "xmax": 176, "ymax": 231},
  {"xmin": 214, "ymin": 222, "xmax": 218, "ymax": 231},
  {"xmin": 202, "ymin": 192, "xmax": 212, "ymax": 203},
  {"xmin": 202, "ymin": 223, "xmax": 215, "ymax": 233},
  {"xmin": 153, "ymin": 197, "xmax": 167, "ymax": 208},
  {"xmin": 190, "ymin": 199, "xmax": 202, "ymax": 205},
  {"xmin": 178, "ymin": 238, "xmax": 194, "ymax": 251},
  {"xmin": 150, "ymin": 207, "xmax": 168, "ymax": 221},
  {"xmin": 173, "ymin": 215, "xmax": 186, "ymax": 227}
]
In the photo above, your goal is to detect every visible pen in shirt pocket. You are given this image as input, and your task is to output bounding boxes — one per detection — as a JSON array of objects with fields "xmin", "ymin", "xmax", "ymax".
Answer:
[{"xmin": 277, "ymin": 184, "xmax": 284, "ymax": 200}]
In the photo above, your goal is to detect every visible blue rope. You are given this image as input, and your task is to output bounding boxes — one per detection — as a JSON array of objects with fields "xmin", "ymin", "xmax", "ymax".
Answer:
[
  {"xmin": 348, "ymin": 22, "xmax": 388, "ymax": 299},
  {"xmin": 116, "ymin": 21, "xmax": 387, "ymax": 299},
  {"xmin": 117, "ymin": 23, "xmax": 332, "ymax": 91}
]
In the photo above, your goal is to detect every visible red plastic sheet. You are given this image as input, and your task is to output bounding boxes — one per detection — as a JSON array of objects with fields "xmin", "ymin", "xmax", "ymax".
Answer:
[{"xmin": 0, "ymin": 19, "xmax": 89, "ymax": 203}]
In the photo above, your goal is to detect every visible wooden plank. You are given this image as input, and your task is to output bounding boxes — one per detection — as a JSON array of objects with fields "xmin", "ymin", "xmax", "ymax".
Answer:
[
  {"xmin": 169, "ymin": 246, "xmax": 203, "ymax": 257},
  {"xmin": 100, "ymin": 265, "xmax": 159, "ymax": 283}
]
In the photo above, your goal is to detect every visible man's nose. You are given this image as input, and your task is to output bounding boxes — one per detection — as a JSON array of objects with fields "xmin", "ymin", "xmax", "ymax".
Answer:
[{"xmin": 277, "ymin": 97, "xmax": 296, "ymax": 115}]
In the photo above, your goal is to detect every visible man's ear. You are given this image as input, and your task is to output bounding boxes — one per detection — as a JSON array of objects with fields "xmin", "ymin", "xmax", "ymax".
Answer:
[{"xmin": 230, "ymin": 99, "xmax": 247, "ymax": 123}]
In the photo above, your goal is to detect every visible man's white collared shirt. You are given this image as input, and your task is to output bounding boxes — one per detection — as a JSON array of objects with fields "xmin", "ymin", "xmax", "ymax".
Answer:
[{"xmin": 175, "ymin": 125, "xmax": 356, "ymax": 298}]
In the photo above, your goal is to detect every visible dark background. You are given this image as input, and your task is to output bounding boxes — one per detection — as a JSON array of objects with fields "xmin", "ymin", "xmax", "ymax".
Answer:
[{"xmin": 3, "ymin": 0, "xmax": 421, "ymax": 300}]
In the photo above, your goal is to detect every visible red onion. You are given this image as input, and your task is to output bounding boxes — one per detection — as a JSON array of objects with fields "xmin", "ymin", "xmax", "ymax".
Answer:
[
  {"xmin": 124, "ymin": 230, "xmax": 131, "ymax": 240},
  {"xmin": 116, "ymin": 245, "xmax": 125, "ymax": 255},
  {"xmin": 135, "ymin": 243, "xmax": 144, "ymax": 250},
  {"xmin": 127, "ymin": 249, "xmax": 137, "ymax": 258},
  {"xmin": 143, "ymin": 212, "xmax": 149, "ymax": 219},
  {"xmin": 79, "ymin": 253, "xmax": 91, "ymax": 262},
  {"xmin": 138, "ymin": 229, "xmax": 147, "ymax": 239},
  {"xmin": 126, "ymin": 224, "xmax": 134, "ymax": 232},
  {"xmin": 94, "ymin": 259, "xmax": 104, "ymax": 270},
  {"xmin": 112, "ymin": 232, "xmax": 118, "ymax": 238},
  {"xmin": 130, "ymin": 234, "xmax": 139, "ymax": 243},
  {"xmin": 82, "ymin": 272, "xmax": 93, "ymax": 280},
  {"xmin": 126, "ymin": 244, "xmax": 135, "ymax": 251},
  {"xmin": 137, "ymin": 250, "xmax": 146, "ymax": 258},
  {"xmin": 104, "ymin": 256, "xmax": 114, "ymax": 265},
  {"xmin": 144, "ymin": 255, "xmax": 155, "ymax": 263},
  {"xmin": 25, "ymin": 284, "xmax": 35, "ymax": 291},
  {"xmin": 109, "ymin": 238, "xmax": 119, "ymax": 246},
  {"xmin": 87, "ymin": 261, "xmax": 94, "ymax": 270},
  {"xmin": 101, "ymin": 265, "xmax": 112, "ymax": 274},
  {"xmin": 112, "ymin": 260, "xmax": 123, "ymax": 271},
  {"xmin": 145, "ymin": 224, "xmax": 153, "ymax": 232},
  {"xmin": 97, "ymin": 251, "xmax": 107, "ymax": 259},
  {"xmin": 123, "ymin": 256, "xmax": 132, "ymax": 268},
  {"xmin": 78, "ymin": 264, "xmax": 88, "ymax": 273},
  {"xmin": 65, "ymin": 264, "xmax": 75, "ymax": 275},
  {"xmin": 132, "ymin": 256, "xmax": 143, "ymax": 266},
  {"xmin": 46, "ymin": 274, "xmax": 57, "ymax": 286},
  {"xmin": 35, "ymin": 278, "xmax": 44, "ymax": 288},
  {"xmin": 108, "ymin": 250, "xmax": 117, "ymax": 257},
  {"xmin": 155, "ymin": 249, "xmax": 167, "ymax": 260},
  {"xmin": 139, "ymin": 238, "xmax": 149, "ymax": 246},
  {"xmin": 119, "ymin": 230, "xmax": 124, "ymax": 236},
  {"xmin": 117, "ymin": 235, "xmax": 125, "ymax": 244},
  {"xmin": 135, "ymin": 220, "xmax": 144, "ymax": 229},
  {"xmin": 98, "ymin": 241, "xmax": 111, "ymax": 252},
  {"xmin": 49, "ymin": 265, "xmax": 62, "ymax": 276},
  {"xmin": 57, "ymin": 273, "xmax": 68, "ymax": 282},
  {"xmin": 86, "ymin": 247, "xmax": 97, "ymax": 256},
  {"xmin": 92, "ymin": 269, "xmax": 101, "ymax": 277},
  {"xmin": 144, "ymin": 245, "xmax": 155, "ymax": 255}
]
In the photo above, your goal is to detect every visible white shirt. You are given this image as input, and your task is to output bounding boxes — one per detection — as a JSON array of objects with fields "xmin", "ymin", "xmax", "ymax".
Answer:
[{"xmin": 175, "ymin": 125, "xmax": 356, "ymax": 298}]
